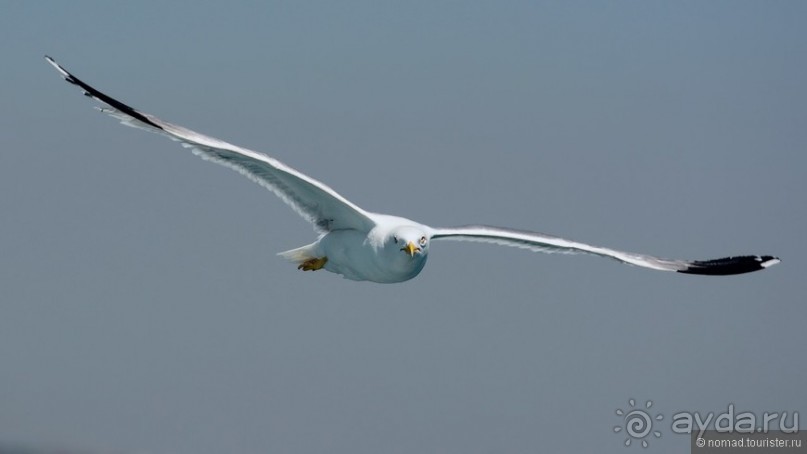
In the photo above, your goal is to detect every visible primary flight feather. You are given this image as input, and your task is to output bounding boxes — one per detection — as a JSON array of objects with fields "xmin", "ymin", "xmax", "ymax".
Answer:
[{"xmin": 45, "ymin": 56, "xmax": 779, "ymax": 283}]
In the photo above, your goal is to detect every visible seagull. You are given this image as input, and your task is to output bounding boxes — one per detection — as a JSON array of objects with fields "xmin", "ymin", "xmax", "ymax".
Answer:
[{"xmin": 45, "ymin": 56, "xmax": 779, "ymax": 283}]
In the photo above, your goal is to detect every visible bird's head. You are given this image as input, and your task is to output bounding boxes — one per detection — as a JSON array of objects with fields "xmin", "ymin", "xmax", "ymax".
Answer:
[{"xmin": 389, "ymin": 226, "xmax": 430, "ymax": 258}]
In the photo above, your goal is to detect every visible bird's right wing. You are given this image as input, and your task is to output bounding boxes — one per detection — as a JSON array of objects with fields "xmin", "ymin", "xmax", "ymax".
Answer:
[
  {"xmin": 430, "ymin": 225, "xmax": 780, "ymax": 275},
  {"xmin": 45, "ymin": 56, "xmax": 376, "ymax": 234}
]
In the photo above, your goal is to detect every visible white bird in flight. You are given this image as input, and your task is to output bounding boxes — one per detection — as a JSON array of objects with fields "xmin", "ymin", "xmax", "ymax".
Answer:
[{"xmin": 46, "ymin": 56, "xmax": 779, "ymax": 283}]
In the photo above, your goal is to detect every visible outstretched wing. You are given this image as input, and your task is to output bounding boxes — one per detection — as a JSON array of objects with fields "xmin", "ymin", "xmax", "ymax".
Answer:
[
  {"xmin": 45, "ymin": 56, "xmax": 376, "ymax": 234},
  {"xmin": 430, "ymin": 225, "xmax": 779, "ymax": 275}
]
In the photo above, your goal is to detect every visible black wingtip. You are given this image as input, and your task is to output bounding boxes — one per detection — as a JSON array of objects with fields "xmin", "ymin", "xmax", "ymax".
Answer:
[
  {"xmin": 44, "ymin": 56, "xmax": 165, "ymax": 131},
  {"xmin": 677, "ymin": 255, "xmax": 780, "ymax": 276}
]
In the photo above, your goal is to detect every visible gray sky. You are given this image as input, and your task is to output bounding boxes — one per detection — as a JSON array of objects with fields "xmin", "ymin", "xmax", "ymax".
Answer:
[{"xmin": 1, "ymin": 2, "xmax": 805, "ymax": 453}]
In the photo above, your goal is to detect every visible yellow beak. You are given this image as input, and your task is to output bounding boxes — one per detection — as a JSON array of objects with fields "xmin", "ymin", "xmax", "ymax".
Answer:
[{"xmin": 403, "ymin": 241, "xmax": 420, "ymax": 257}]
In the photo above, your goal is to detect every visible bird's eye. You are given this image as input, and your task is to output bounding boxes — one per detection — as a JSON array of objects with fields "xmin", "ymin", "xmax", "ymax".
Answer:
[
  {"xmin": 393, "ymin": 236, "xmax": 398, "ymax": 244},
  {"xmin": 419, "ymin": 236, "xmax": 427, "ymax": 246}
]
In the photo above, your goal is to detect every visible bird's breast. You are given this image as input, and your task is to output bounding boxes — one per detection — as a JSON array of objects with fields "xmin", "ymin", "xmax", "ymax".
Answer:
[{"xmin": 319, "ymin": 231, "xmax": 427, "ymax": 283}]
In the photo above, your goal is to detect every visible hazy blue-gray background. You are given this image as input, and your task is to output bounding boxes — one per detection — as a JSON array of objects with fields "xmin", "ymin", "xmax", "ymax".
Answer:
[{"xmin": 1, "ymin": 2, "xmax": 804, "ymax": 453}]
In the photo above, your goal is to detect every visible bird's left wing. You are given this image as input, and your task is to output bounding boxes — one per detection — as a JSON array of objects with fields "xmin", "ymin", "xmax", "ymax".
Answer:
[
  {"xmin": 430, "ymin": 225, "xmax": 779, "ymax": 275},
  {"xmin": 45, "ymin": 56, "xmax": 376, "ymax": 234}
]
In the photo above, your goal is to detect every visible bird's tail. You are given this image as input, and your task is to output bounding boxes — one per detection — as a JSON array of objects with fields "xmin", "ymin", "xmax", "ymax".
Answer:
[{"xmin": 278, "ymin": 243, "xmax": 319, "ymax": 265}]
